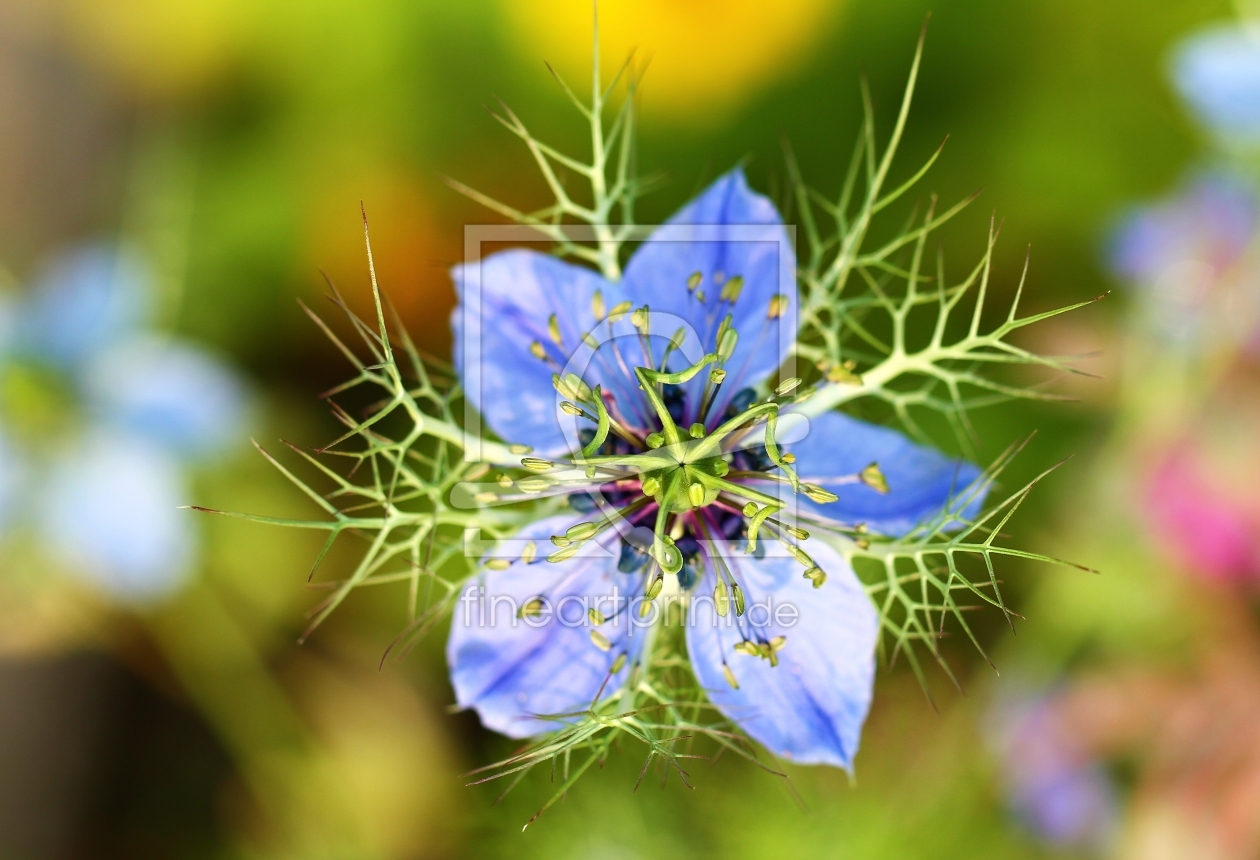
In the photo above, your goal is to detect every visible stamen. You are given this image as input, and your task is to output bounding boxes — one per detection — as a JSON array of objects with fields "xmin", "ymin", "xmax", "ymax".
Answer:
[
  {"xmin": 590, "ymin": 630, "xmax": 612, "ymax": 651},
  {"xmin": 508, "ymin": 444, "xmax": 533, "ymax": 455},
  {"xmin": 521, "ymin": 541, "xmax": 537, "ymax": 564},
  {"xmin": 720, "ymin": 275, "xmax": 744, "ymax": 304},
  {"xmin": 775, "ymin": 377, "xmax": 802, "ymax": 396},
  {"xmin": 521, "ymin": 457, "xmax": 554, "ymax": 471},
  {"xmin": 687, "ymin": 271, "xmax": 703, "ymax": 292},
  {"xmin": 803, "ymin": 483, "xmax": 838, "ymax": 504},
  {"xmin": 722, "ymin": 663, "xmax": 739, "ymax": 689},
  {"xmin": 592, "ymin": 290, "xmax": 606, "ymax": 321},
  {"xmin": 529, "ymin": 341, "xmax": 549, "ymax": 362},
  {"xmin": 547, "ymin": 314, "xmax": 563, "ymax": 347},
  {"xmin": 607, "ymin": 300, "xmax": 633, "ymax": 322},
  {"xmin": 714, "ymin": 580, "xmax": 730, "ymax": 617},
  {"xmin": 767, "ymin": 293, "xmax": 788, "ymax": 319},
  {"xmin": 860, "ymin": 462, "xmax": 890, "ymax": 494},
  {"xmin": 566, "ymin": 521, "xmax": 600, "ymax": 541}
]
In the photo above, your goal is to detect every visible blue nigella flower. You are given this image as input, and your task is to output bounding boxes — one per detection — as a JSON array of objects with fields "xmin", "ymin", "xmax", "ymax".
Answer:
[
  {"xmin": 1108, "ymin": 171, "xmax": 1260, "ymax": 345},
  {"xmin": 0, "ymin": 243, "xmax": 247, "ymax": 603},
  {"xmin": 446, "ymin": 171, "xmax": 985, "ymax": 768},
  {"xmin": 989, "ymin": 684, "xmax": 1118, "ymax": 852},
  {"xmin": 1172, "ymin": 23, "xmax": 1260, "ymax": 146}
]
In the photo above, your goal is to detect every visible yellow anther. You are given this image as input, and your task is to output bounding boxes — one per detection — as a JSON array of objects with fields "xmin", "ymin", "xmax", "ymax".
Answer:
[
  {"xmin": 722, "ymin": 663, "xmax": 739, "ymax": 689},
  {"xmin": 519, "ymin": 597, "xmax": 544, "ymax": 618},
  {"xmin": 550, "ymin": 535, "xmax": 572, "ymax": 548},
  {"xmin": 566, "ymin": 522, "xmax": 599, "ymax": 541},
  {"xmin": 860, "ymin": 462, "xmax": 889, "ymax": 494},
  {"xmin": 720, "ymin": 275, "xmax": 745, "ymax": 303},
  {"xmin": 781, "ymin": 452, "xmax": 796, "ymax": 464},
  {"xmin": 521, "ymin": 541, "xmax": 537, "ymax": 564},
  {"xmin": 787, "ymin": 526, "xmax": 809, "ymax": 541},
  {"xmin": 608, "ymin": 300, "xmax": 633, "ymax": 322},
  {"xmin": 521, "ymin": 457, "xmax": 554, "ymax": 472},
  {"xmin": 473, "ymin": 492, "xmax": 498, "ymax": 505},
  {"xmin": 775, "ymin": 377, "xmax": 801, "ymax": 396},
  {"xmin": 485, "ymin": 559, "xmax": 510, "ymax": 570},
  {"xmin": 547, "ymin": 544, "xmax": 579, "ymax": 563},
  {"xmin": 803, "ymin": 483, "xmax": 839, "ymax": 504},
  {"xmin": 732, "ymin": 583, "xmax": 745, "ymax": 616},
  {"xmin": 610, "ymin": 652, "xmax": 627, "ymax": 674},
  {"xmin": 496, "ymin": 473, "xmax": 513, "ymax": 487},
  {"xmin": 767, "ymin": 293, "xmax": 788, "ymax": 319},
  {"xmin": 590, "ymin": 630, "xmax": 612, "ymax": 651},
  {"xmin": 588, "ymin": 608, "xmax": 606, "ymax": 626},
  {"xmin": 592, "ymin": 290, "xmax": 606, "ymax": 321},
  {"xmin": 646, "ymin": 576, "xmax": 664, "ymax": 600},
  {"xmin": 517, "ymin": 477, "xmax": 551, "ymax": 493},
  {"xmin": 687, "ymin": 271, "xmax": 703, "ymax": 292},
  {"xmin": 560, "ymin": 401, "xmax": 585, "ymax": 417},
  {"xmin": 717, "ymin": 328, "xmax": 738, "ymax": 361},
  {"xmin": 714, "ymin": 580, "xmax": 730, "ymax": 617},
  {"xmin": 508, "ymin": 444, "xmax": 533, "ymax": 455},
  {"xmin": 529, "ymin": 340, "xmax": 548, "ymax": 362}
]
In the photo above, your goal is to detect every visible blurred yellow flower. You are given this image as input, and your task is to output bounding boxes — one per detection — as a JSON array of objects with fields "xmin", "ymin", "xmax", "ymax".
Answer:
[
  {"xmin": 501, "ymin": 0, "xmax": 844, "ymax": 122},
  {"xmin": 63, "ymin": 0, "xmax": 252, "ymax": 98}
]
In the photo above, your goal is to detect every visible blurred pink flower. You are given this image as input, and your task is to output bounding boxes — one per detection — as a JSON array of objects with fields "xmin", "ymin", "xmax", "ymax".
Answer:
[{"xmin": 1144, "ymin": 444, "xmax": 1260, "ymax": 586}]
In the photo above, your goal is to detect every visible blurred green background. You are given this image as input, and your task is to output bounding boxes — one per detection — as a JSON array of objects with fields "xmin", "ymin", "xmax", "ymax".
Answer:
[{"xmin": 0, "ymin": 0, "xmax": 1244, "ymax": 857}]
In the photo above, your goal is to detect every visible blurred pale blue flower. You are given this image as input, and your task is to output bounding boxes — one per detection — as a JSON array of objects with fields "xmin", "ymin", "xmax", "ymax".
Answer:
[
  {"xmin": 1108, "ymin": 172, "xmax": 1260, "ymax": 343},
  {"xmin": 990, "ymin": 686, "xmax": 1118, "ymax": 852},
  {"xmin": 0, "ymin": 242, "xmax": 247, "ymax": 603},
  {"xmin": 447, "ymin": 171, "xmax": 986, "ymax": 767},
  {"xmin": 1172, "ymin": 23, "xmax": 1260, "ymax": 145}
]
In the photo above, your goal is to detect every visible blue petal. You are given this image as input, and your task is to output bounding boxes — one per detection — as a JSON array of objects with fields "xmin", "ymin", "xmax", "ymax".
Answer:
[
  {"xmin": 1172, "ymin": 24, "xmax": 1260, "ymax": 144},
  {"xmin": 22, "ymin": 244, "xmax": 150, "ymax": 370},
  {"xmin": 451, "ymin": 250, "xmax": 628, "ymax": 456},
  {"xmin": 621, "ymin": 169, "xmax": 795, "ymax": 419},
  {"xmin": 789, "ymin": 411, "xmax": 986, "ymax": 537},
  {"xmin": 447, "ymin": 515, "xmax": 645, "ymax": 738},
  {"xmin": 40, "ymin": 432, "xmax": 194, "ymax": 603},
  {"xmin": 85, "ymin": 337, "xmax": 249, "ymax": 460},
  {"xmin": 685, "ymin": 540, "xmax": 877, "ymax": 769}
]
